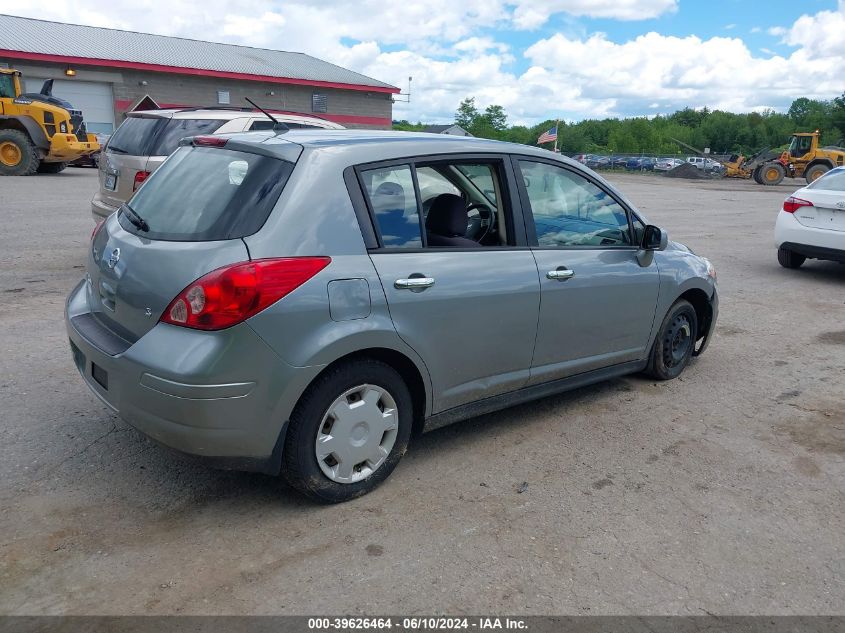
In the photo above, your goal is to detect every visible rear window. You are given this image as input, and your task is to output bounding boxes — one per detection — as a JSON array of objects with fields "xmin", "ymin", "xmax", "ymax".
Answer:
[
  {"xmin": 807, "ymin": 168, "xmax": 845, "ymax": 191},
  {"xmin": 118, "ymin": 146, "xmax": 294, "ymax": 241},
  {"xmin": 150, "ymin": 118, "xmax": 226, "ymax": 155},
  {"xmin": 106, "ymin": 117, "xmax": 165, "ymax": 156}
]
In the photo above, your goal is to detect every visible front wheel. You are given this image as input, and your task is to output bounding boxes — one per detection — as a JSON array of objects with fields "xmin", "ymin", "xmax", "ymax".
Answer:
[
  {"xmin": 760, "ymin": 163, "xmax": 785, "ymax": 186},
  {"xmin": 645, "ymin": 300, "xmax": 698, "ymax": 381},
  {"xmin": 282, "ymin": 359, "xmax": 413, "ymax": 503}
]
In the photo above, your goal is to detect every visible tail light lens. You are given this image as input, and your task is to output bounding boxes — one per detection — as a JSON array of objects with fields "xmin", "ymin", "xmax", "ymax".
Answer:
[
  {"xmin": 160, "ymin": 257, "xmax": 331, "ymax": 331},
  {"xmin": 133, "ymin": 170, "xmax": 151, "ymax": 191},
  {"xmin": 91, "ymin": 219, "xmax": 105, "ymax": 241},
  {"xmin": 783, "ymin": 196, "xmax": 813, "ymax": 213}
]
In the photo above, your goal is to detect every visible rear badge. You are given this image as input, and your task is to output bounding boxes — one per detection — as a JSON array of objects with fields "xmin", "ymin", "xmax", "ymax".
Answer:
[
  {"xmin": 145, "ymin": 308, "xmax": 152, "ymax": 318},
  {"xmin": 107, "ymin": 248, "xmax": 120, "ymax": 269}
]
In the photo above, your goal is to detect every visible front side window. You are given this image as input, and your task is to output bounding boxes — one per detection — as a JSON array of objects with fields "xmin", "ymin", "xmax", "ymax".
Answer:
[
  {"xmin": 361, "ymin": 165, "xmax": 422, "ymax": 248},
  {"xmin": 519, "ymin": 161, "xmax": 632, "ymax": 247},
  {"xmin": 0, "ymin": 74, "xmax": 14, "ymax": 98}
]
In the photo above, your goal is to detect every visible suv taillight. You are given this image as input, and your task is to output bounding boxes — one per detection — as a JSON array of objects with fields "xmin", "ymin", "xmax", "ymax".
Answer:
[
  {"xmin": 160, "ymin": 257, "xmax": 331, "ymax": 331},
  {"xmin": 133, "ymin": 170, "xmax": 151, "ymax": 191},
  {"xmin": 91, "ymin": 219, "xmax": 105, "ymax": 241},
  {"xmin": 783, "ymin": 196, "xmax": 813, "ymax": 213}
]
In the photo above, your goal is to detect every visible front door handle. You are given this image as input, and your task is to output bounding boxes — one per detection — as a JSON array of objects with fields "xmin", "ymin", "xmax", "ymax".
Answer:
[
  {"xmin": 546, "ymin": 268, "xmax": 575, "ymax": 281},
  {"xmin": 395, "ymin": 277, "xmax": 435, "ymax": 290}
]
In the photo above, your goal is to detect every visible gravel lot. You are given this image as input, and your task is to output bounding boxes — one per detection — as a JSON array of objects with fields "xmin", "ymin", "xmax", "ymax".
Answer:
[{"xmin": 0, "ymin": 168, "xmax": 843, "ymax": 615}]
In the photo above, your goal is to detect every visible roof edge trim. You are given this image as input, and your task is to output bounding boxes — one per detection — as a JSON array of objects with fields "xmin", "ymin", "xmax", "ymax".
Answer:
[{"xmin": 0, "ymin": 49, "xmax": 400, "ymax": 94}]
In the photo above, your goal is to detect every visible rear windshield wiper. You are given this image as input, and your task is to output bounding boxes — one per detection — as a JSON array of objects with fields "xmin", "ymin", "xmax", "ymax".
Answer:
[
  {"xmin": 106, "ymin": 145, "xmax": 129, "ymax": 154},
  {"xmin": 120, "ymin": 203, "xmax": 149, "ymax": 232}
]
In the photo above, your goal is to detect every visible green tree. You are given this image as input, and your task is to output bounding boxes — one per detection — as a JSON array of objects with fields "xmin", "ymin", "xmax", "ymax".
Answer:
[{"xmin": 455, "ymin": 97, "xmax": 480, "ymax": 130}]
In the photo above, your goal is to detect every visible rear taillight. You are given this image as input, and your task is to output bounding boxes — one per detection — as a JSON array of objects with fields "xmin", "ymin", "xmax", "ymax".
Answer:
[
  {"xmin": 133, "ymin": 170, "xmax": 151, "ymax": 191},
  {"xmin": 783, "ymin": 196, "xmax": 813, "ymax": 213},
  {"xmin": 160, "ymin": 257, "xmax": 331, "ymax": 331},
  {"xmin": 91, "ymin": 219, "xmax": 105, "ymax": 241}
]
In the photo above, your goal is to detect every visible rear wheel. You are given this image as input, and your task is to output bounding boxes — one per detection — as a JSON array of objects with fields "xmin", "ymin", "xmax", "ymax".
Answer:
[
  {"xmin": 778, "ymin": 246, "xmax": 805, "ymax": 269},
  {"xmin": 37, "ymin": 161, "xmax": 67, "ymax": 174},
  {"xmin": 645, "ymin": 300, "xmax": 698, "ymax": 381},
  {"xmin": 760, "ymin": 163, "xmax": 785, "ymax": 186},
  {"xmin": 0, "ymin": 129, "xmax": 39, "ymax": 176},
  {"xmin": 282, "ymin": 359, "xmax": 413, "ymax": 503},
  {"xmin": 804, "ymin": 163, "xmax": 829, "ymax": 184},
  {"xmin": 752, "ymin": 166, "xmax": 763, "ymax": 183}
]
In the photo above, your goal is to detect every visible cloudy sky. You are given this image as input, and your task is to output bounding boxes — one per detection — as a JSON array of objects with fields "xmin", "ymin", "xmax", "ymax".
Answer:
[{"xmin": 6, "ymin": 0, "xmax": 845, "ymax": 125}]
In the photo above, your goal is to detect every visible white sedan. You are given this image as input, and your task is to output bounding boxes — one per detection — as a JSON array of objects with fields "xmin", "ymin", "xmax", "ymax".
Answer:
[{"xmin": 775, "ymin": 166, "xmax": 845, "ymax": 268}]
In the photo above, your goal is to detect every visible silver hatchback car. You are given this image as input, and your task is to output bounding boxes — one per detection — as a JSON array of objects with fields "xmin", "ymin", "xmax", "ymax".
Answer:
[{"xmin": 67, "ymin": 130, "xmax": 718, "ymax": 502}]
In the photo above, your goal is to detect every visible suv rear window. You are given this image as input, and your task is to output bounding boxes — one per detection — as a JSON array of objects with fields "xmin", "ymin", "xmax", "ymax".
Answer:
[
  {"xmin": 106, "ymin": 117, "xmax": 165, "ymax": 156},
  {"xmin": 107, "ymin": 117, "xmax": 226, "ymax": 157},
  {"xmin": 150, "ymin": 118, "xmax": 226, "ymax": 155},
  {"xmin": 118, "ymin": 146, "xmax": 294, "ymax": 241}
]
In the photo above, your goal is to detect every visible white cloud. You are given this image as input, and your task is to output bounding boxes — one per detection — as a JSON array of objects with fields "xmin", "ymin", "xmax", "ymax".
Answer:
[
  {"xmin": 750, "ymin": 26, "xmax": 761, "ymax": 33},
  {"xmin": 724, "ymin": 23, "xmax": 736, "ymax": 30},
  {"xmin": 3, "ymin": 0, "xmax": 844, "ymax": 125},
  {"xmin": 511, "ymin": 0, "xmax": 678, "ymax": 29}
]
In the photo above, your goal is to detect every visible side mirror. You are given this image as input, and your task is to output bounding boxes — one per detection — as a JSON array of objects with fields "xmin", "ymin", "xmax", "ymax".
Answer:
[{"xmin": 641, "ymin": 225, "xmax": 668, "ymax": 251}]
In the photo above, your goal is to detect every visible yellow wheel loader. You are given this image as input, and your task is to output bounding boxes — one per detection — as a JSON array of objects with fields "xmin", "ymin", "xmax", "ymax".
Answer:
[{"xmin": 0, "ymin": 68, "xmax": 99, "ymax": 176}]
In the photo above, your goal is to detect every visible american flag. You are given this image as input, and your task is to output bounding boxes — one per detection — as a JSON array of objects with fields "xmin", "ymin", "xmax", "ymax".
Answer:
[{"xmin": 537, "ymin": 125, "xmax": 557, "ymax": 144}]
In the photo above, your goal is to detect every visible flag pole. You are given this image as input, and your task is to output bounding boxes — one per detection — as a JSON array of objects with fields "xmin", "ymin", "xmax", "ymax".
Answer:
[{"xmin": 553, "ymin": 118, "xmax": 559, "ymax": 153}]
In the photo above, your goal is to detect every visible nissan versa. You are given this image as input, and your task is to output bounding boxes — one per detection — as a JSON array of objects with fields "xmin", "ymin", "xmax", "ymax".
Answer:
[{"xmin": 66, "ymin": 130, "xmax": 718, "ymax": 502}]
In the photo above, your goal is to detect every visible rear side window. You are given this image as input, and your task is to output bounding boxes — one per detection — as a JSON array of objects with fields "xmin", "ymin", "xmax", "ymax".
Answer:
[
  {"xmin": 807, "ymin": 168, "xmax": 845, "ymax": 190},
  {"xmin": 119, "ymin": 146, "xmax": 294, "ymax": 241},
  {"xmin": 106, "ymin": 117, "xmax": 165, "ymax": 156},
  {"xmin": 360, "ymin": 165, "xmax": 423, "ymax": 248},
  {"xmin": 150, "ymin": 119, "xmax": 225, "ymax": 155}
]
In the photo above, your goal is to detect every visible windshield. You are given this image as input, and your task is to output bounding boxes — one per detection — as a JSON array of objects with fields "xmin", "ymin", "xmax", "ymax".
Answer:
[
  {"xmin": 118, "ymin": 146, "xmax": 294, "ymax": 241},
  {"xmin": 806, "ymin": 167, "xmax": 845, "ymax": 191}
]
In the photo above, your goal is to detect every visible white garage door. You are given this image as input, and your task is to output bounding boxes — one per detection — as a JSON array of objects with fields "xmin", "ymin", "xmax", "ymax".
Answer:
[{"xmin": 25, "ymin": 78, "xmax": 115, "ymax": 134}]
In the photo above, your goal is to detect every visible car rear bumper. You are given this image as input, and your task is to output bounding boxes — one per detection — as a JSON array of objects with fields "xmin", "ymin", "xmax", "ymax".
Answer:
[
  {"xmin": 775, "ymin": 211, "xmax": 845, "ymax": 257},
  {"xmin": 65, "ymin": 280, "xmax": 322, "ymax": 473},
  {"xmin": 91, "ymin": 192, "xmax": 119, "ymax": 221}
]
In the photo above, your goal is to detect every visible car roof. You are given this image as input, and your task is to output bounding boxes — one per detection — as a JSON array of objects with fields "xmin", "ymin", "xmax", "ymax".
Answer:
[
  {"xmin": 217, "ymin": 129, "xmax": 579, "ymax": 164},
  {"xmin": 127, "ymin": 108, "xmax": 342, "ymax": 127}
]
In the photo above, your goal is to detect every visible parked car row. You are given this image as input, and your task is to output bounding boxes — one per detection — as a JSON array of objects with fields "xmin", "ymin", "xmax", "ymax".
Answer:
[{"xmin": 571, "ymin": 153, "xmax": 726, "ymax": 175}]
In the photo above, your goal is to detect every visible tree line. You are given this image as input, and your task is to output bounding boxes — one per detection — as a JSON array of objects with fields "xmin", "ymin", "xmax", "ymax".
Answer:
[{"xmin": 393, "ymin": 95, "xmax": 845, "ymax": 156}]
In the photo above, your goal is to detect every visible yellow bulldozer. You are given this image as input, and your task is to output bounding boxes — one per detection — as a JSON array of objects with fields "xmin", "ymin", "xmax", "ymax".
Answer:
[
  {"xmin": 673, "ymin": 131, "xmax": 845, "ymax": 186},
  {"xmin": 0, "ymin": 68, "xmax": 99, "ymax": 175}
]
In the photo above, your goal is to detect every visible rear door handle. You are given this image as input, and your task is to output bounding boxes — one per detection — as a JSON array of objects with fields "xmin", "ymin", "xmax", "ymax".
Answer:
[
  {"xmin": 395, "ymin": 277, "xmax": 435, "ymax": 290},
  {"xmin": 546, "ymin": 268, "xmax": 575, "ymax": 281}
]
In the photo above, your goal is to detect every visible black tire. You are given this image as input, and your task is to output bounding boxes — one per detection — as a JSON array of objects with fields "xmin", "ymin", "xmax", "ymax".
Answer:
[
  {"xmin": 0, "ymin": 129, "xmax": 39, "ymax": 176},
  {"xmin": 752, "ymin": 166, "xmax": 763, "ymax": 184},
  {"xmin": 282, "ymin": 359, "xmax": 413, "ymax": 503},
  {"xmin": 760, "ymin": 162, "xmax": 785, "ymax": 186},
  {"xmin": 778, "ymin": 246, "xmax": 805, "ymax": 269},
  {"xmin": 804, "ymin": 163, "xmax": 829, "ymax": 184},
  {"xmin": 645, "ymin": 300, "xmax": 698, "ymax": 381},
  {"xmin": 37, "ymin": 161, "xmax": 67, "ymax": 174}
]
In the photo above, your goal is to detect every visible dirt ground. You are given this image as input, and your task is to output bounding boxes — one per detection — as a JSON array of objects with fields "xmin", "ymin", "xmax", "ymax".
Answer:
[{"xmin": 0, "ymin": 168, "xmax": 842, "ymax": 615}]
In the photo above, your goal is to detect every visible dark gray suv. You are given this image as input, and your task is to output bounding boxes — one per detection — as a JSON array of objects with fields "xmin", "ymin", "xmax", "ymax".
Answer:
[{"xmin": 66, "ymin": 130, "xmax": 718, "ymax": 502}]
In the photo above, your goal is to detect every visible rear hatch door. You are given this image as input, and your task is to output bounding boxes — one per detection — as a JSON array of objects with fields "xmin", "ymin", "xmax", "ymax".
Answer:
[{"xmin": 88, "ymin": 141, "xmax": 297, "ymax": 341}]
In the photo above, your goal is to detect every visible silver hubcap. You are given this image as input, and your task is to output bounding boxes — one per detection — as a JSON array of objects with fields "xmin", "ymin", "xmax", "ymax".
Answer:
[{"xmin": 315, "ymin": 384, "xmax": 398, "ymax": 484}]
